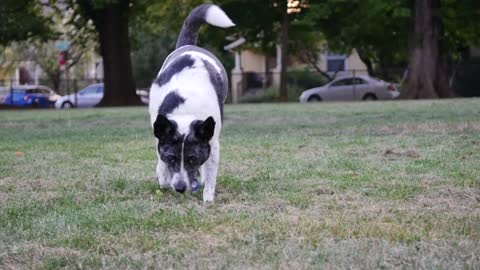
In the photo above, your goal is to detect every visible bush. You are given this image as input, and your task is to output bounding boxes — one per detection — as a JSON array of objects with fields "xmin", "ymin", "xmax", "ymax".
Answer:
[
  {"xmin": 239, "ymin": 85, "xmax": 304, "ymax": 103},
  {"xmin": 287, "ymin": 69, "xmax": 329, "ymax": 90},
  {"xmin": 239, "ymin": 87, "xmax": 279, "ymax": 103},
  {"xmin": 238, "ymin": 69, "xmax": 329, "ymax": 103}
]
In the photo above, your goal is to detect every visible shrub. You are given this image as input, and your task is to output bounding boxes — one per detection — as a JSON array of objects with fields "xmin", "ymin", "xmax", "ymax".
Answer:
[
  {"xmin": 287, "ymin": 69, "xmax": 329, "ymax": 90},
  {"xmin": 238, "ymin": 69, "xmax": 329, "ymax": 103}
]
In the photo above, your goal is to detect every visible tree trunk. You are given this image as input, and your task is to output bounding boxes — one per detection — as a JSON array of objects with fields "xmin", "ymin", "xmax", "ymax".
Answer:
[
  {"xmin": 356, "ymin": 48, "xmax": 375, "ymax": 77},
  {"xmin": 92, "ymin": 0, "xmax": 141, "ymax": 106},
  {"xmin": 279, "ymin": 1, "xmax": 289, "ymax": 102},
  {"xmin": 400, "ymin": 0, "xmax": 453, "ymax": 99}
]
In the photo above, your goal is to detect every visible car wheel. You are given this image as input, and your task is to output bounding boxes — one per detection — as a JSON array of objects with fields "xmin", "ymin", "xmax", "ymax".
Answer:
[
  {"xmin": 307, "ymin": 95, "xmax": 322, "ymax": 102},
  {"xmin": 363, "ymin": 94, "xmax": 378, "ymax": 101},
  {"xmin": 62, "ymin": 101, "xmax": 74, "ymax": 109}
]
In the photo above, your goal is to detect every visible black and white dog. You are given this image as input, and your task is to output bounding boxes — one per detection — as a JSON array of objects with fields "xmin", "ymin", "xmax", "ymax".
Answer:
[{"xmin": 149, "ymin": 4, "xmax": 234, "ymax": 202}]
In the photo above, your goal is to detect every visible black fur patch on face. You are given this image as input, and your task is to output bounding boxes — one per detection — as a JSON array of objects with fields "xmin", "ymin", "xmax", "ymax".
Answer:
[
  {"xmin": 181, "ymin": 118, "xmax": 215, "ymax": 184},
  {"xmin": 191, "ymin": 117, "xmax": 215, "ymax": 142},
  {"xmin": 155, "ymin": 55, "xmax": 195, "ymax": 87},
  {"xmin": 154, "ymin": 115, "xmax": 183, "ymax": 176},
  {"xmin": 158, "ymin": 91, "xmax": 185, "ymax": 116},
  {"xmin": 157, "ymin": 132, "xmax": 184, "ymax": 176},
  {"xmin": 158, "ymin": 133, "xmax": 184, "ymax": 175},
  {"xmin": 154, "ymin": 114, "xmax": 177, "ymax": 144},
  {"xmin": 183, "ymin": 132, "xmax": 211, "ymax": 183}
]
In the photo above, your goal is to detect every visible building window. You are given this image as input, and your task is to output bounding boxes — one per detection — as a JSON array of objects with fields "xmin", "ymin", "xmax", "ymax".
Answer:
[{"xmin": 327, "ymin": 53, "xmax": 346, "ymax": 72}]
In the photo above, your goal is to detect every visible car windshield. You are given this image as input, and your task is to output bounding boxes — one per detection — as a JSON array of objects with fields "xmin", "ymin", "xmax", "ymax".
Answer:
[
  {"xmin": 7, "ymin": 87, "xmax": 54, "ymax": 94},
  {"xmin": 331, "ymin": 79, "xmax": 352, "ymax": 86},
  {"xmin": 25, "ymin": 89, "xmax": 51, "ymax": 94},
  {"xmin": 11, "ymin": 88, "xmax": 27, "ymax": 93},
  {"xmin": 352, "ymin": 78, "xmax": 367, "ymax": 85},
  {"xmin": 80, "ymin": 86, "xmax": 99, "ymax": 95}
]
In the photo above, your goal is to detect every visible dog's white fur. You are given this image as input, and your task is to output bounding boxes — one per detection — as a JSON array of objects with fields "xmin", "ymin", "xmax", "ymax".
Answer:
[
  {"xmin": 149, "ymin": 5, "xmax": 233, "ymax": 202},
  {"xmin": 205, "ymin": 6, "xmax": 235, "ymax": 28}
]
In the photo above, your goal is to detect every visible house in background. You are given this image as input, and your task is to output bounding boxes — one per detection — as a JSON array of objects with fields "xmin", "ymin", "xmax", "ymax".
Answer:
[
  {"xmin": 0, "ymin": 60, "xmax": 43, "ymax": 87},
  {"xmin": 226, "ymin": 42, "xmax": 368, "ymax": 103}
]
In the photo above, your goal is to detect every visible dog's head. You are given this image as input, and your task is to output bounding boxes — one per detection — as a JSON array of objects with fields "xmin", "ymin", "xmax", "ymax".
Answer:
[{"xmin": 154, "ymin": 114, "xmax": 215, "ymax": 193}]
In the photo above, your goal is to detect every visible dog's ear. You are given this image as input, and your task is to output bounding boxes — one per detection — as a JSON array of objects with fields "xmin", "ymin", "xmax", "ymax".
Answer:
[
  {"xmin": 154, "ymin": 114, "xmax": 176, "ymax": 143},
  {"xmin": 193, "ymin": 116, "xmax": 215, "ymax": 142}
]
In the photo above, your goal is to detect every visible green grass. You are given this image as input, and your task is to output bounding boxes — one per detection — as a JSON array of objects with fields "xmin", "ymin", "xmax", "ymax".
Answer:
[{"xmin": 1, "ymin": 99, "xmax": 479, "ymax": 269}]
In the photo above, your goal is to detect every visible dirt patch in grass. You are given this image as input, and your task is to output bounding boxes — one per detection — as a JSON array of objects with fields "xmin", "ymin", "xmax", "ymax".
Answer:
[
  {"xmin": 0, "ymin": 242, "xmax": 85, "ymax": 269},
  {"xmin": 384, "ymin": 148, "xmax": 421, "ymax": 159},
  {"xmin": 319, "ymin": 187, "xmax": 480, "ymax": 217},
  {"xmin": 403, "ymin": 187, "xmax": 480, "ymax": 213},
  {"xmin": 0, "ymin": 177, "xmax": 53, "ymax": 192},
  {"xmin": 0, "ymin": 177, "xmax": 63, "ymax": 204},
  {"xmin": 356, "ymin": 122, "xmax": 480, "ymax": 136}
]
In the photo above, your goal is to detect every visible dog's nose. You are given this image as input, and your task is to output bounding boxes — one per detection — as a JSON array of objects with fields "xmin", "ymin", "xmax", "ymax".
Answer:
[{"xmin": 174, "ymin": 181, "xmax": 187, "ymax": 193}]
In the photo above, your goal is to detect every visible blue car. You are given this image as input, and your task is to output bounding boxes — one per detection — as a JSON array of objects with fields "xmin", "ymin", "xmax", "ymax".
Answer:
[{"xmin": 3, "ymin": 85, "xmax": 60, "ymax": 108}]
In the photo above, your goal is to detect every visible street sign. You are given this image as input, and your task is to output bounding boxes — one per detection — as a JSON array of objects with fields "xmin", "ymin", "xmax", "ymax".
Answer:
[
  {"xmin": 58, "ymin": 51, "xmax": 66, "ymax": 66},
  {"xmin": 55, "ymin": 41, "xmax": 70, "ymax": 52}
]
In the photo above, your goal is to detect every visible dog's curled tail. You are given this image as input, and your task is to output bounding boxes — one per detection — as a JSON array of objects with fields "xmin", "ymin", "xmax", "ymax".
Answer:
[{"xmin": 176, "ymin": 4, "xmax": 235, "ymax": 49}]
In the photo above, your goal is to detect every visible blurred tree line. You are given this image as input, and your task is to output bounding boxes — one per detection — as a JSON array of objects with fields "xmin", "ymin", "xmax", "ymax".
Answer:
[{"xmin": 1, "ymin": 0, "xmax": 479, "ymax": 104}]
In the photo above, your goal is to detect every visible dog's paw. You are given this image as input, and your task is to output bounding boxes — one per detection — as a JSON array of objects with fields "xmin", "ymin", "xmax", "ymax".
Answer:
[
  {"xmin": 203, "ymin": 194, "xmax": 215, "ymax": 203},
  {"xmin": 203, "ymin": 187, "xmax": 215, "ymax": 203}
]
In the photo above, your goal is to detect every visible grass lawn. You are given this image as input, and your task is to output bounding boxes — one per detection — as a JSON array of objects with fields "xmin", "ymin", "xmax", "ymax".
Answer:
[{"xmin": 0, "ymin": 99, "xmax": 479, "ymax": 269}]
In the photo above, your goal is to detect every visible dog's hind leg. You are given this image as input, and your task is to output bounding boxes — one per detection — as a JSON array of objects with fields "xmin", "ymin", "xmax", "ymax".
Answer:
[{"xmin": 201, "ymin": 140, "xmax": 220, "ymax": 203}]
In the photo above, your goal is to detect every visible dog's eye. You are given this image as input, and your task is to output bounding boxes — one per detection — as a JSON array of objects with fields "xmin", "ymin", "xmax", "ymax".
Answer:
[
  {"xmin": 163, "ymin": 155, "xmax": 179, "ymax": 164},
  {"xmin": 186, "ymin": 157, "xmax": 196, "ymax": 165}
]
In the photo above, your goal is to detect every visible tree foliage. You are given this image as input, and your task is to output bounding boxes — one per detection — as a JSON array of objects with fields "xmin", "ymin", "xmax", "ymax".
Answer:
[
  {"xmin": 440, "ymin": 0, "xmax": 480, "ymax": 59},
  {"xmin": 129, "ymin": 0, "xmax": 200, "ymax": 88},
  {"xmin": 129, "ymin": 0, "xmax": 237, "ymax": 88},
  {"xmin": 304, "ymin": 0, "xmax": 410, "ymax": 79},
  {"xmin": 0, "ymin": 0, "xmax": 54, "ymax": 46}
]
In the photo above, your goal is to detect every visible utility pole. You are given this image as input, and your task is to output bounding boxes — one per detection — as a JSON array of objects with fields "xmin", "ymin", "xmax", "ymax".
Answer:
[{"xmin": 279, "ymin": 0, "xmax": 289, "ymax": 102}]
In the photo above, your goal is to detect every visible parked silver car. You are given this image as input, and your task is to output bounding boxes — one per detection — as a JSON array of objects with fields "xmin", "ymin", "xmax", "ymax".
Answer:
[
  {"xmin": 299, "ymin": 75, "xmax": 400, "ymax": 102},
  {"xmin": 55, "ymin": 83, "xmax": 104, "ymax": 109}
]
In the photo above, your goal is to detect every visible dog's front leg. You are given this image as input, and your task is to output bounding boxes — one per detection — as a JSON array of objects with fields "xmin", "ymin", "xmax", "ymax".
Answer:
[
  {"xmin": 201, "ymin": 140, "xmax": 220, "ymax": 203},
  {"xmin": 156, "ymin": 160, "xmax": 170, "ymax": 189}
]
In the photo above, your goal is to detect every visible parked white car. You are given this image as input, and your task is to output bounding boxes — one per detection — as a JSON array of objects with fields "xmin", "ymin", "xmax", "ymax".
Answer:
[
  {"xmin": 55, "ymin": 83, "xmax": 104, "ymax": 109},
  {"xmin": 299, "ymin": 75, "xmax": 400, "ymax": 102}
]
